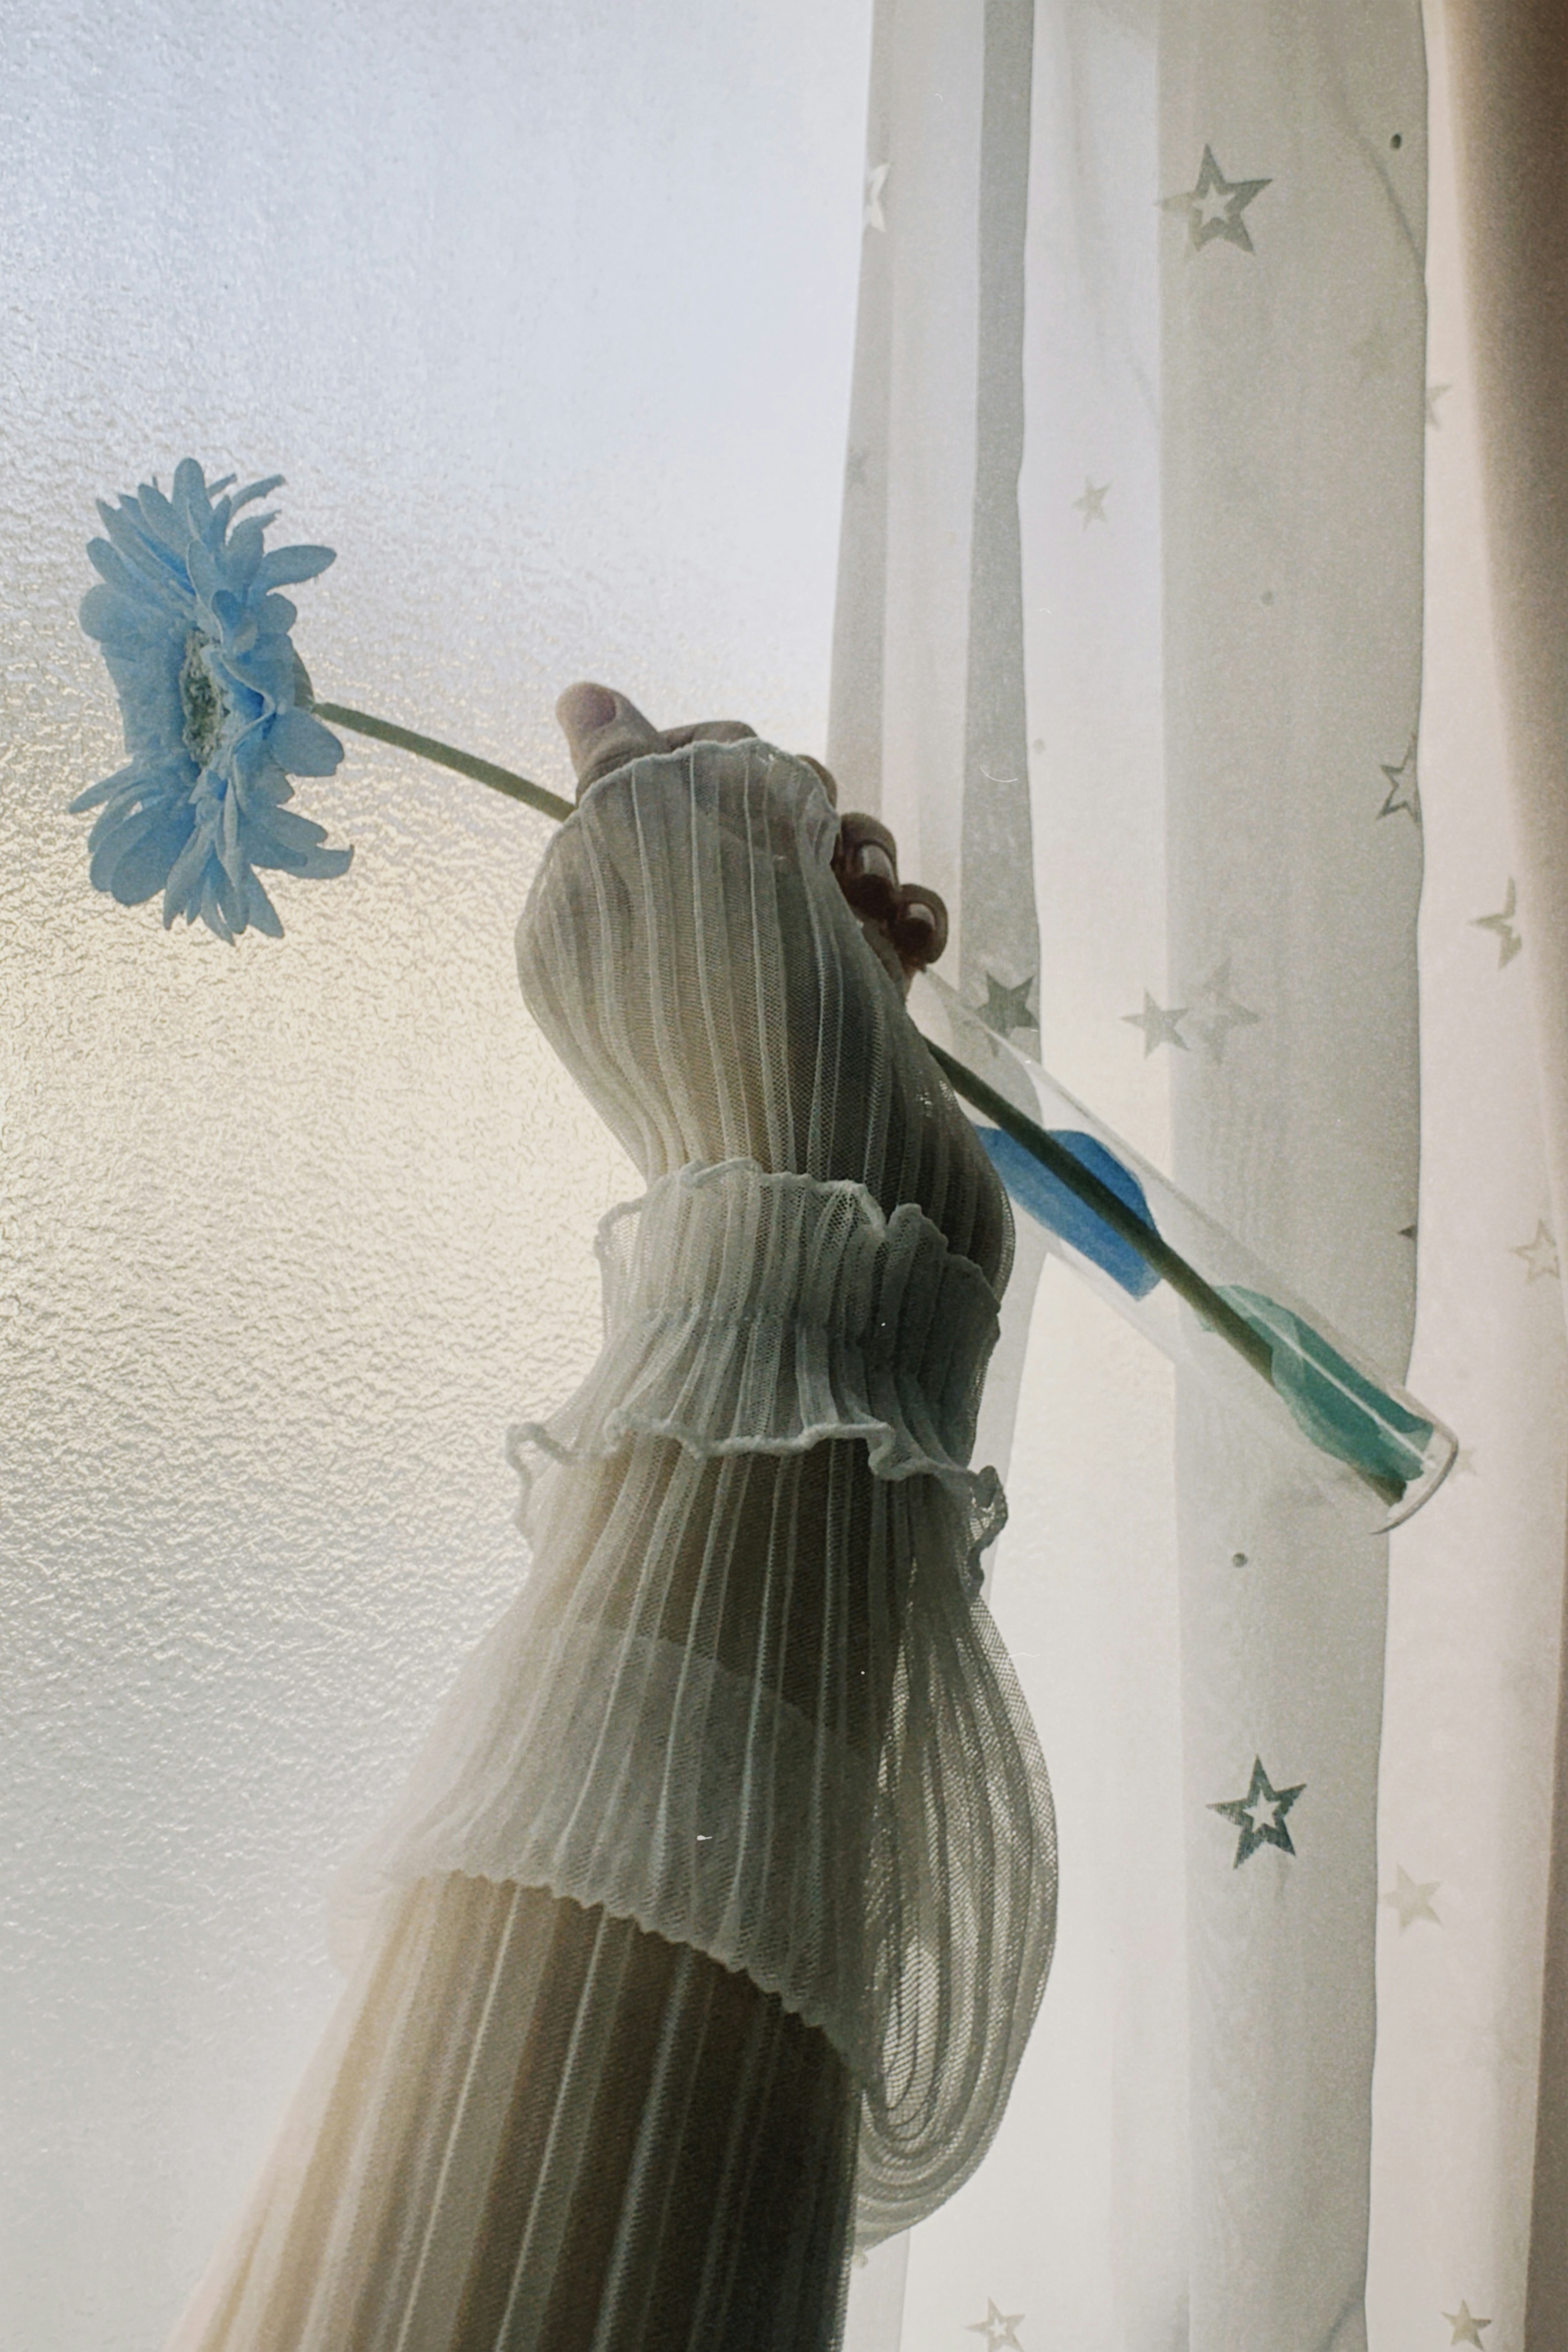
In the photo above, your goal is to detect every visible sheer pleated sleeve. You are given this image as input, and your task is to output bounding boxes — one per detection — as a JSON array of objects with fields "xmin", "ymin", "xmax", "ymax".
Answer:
[{"xmin": 339, "ymin": 743, "xmax": 1057, "ymax": 2245}]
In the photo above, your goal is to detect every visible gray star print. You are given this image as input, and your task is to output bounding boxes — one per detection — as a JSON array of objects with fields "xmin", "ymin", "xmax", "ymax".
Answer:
[
  {"xmin": 1123, "ymin": 990, "xmax": 1189, "ymax": 1055},
  {"xmin": 1210, "ymin": 1757, "xmax": 1304, "ymax": 1866},
  {"xmin": 1471, "ymin": 880, "xmax": 1521, "ymax": 966},
  {"xmin": 1073, "ymin": 478, "xmax": 1110, "ymax": 526},
  {"xmin": 982, "ymin": 971, "xmax": 1037, "ymax": 1038},
  {"xmin": 967, "ymin": 2301, "xmax": 1026, "ymax": 2350},
  {"xmin": 1160, "ymin": 145, "xmax": 1272, "ymax": 254},
  {"xmin": 1377, "ymin": 735, "xmax": 1421, "ymax": 824},
  {"xmin": 1511, "ymin": 1220, "xmax": 1559, "ymax": 1282},
  {"xmin": 1189, "ymin": 958, "xmax": 1261, "ymax": 1064},
  {"xmin": 1381, "ymin": 1865, "xmax": 1441, "ymax": 1929}
]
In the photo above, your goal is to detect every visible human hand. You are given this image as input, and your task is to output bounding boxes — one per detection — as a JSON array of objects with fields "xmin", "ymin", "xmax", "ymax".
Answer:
[
  {"xmin": 554, "ymin": 682, "xmax": 947, "ymax": 992},
  {"xmin": 828, "ymin": 811, "xmax": 948, "ymax": 993}
]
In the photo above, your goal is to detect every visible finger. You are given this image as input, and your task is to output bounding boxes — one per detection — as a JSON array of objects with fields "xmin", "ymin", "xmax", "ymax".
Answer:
[
  {"xmin": 834, "ymin": 813, "xmax": 898, "ymax": 881},
  {"xmin": 833, "ymin": 812, "xmax": 900, "ymax": 920},
  {"xmin": 890, "ymin": 884, "xmax": 948, "ymax": 973},
  {"xmin": 555, "ymin": 682, "xmax": 666, "ymax": 793},
  {"xmin": 796, "ymin": 755, "xmax": 838, "ymax": 807},
  {"xmin": 660, "ymin": 720, "xmax": 758, "ymax": 748}
]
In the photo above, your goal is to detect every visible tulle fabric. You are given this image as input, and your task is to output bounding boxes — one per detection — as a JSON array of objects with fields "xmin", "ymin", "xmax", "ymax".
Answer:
[
  {"xmin": 515, "ymin": 1156, "xmax": 1007, "ymax": 1539},
  {"xmin": 169, "ymin": 1879, "xmax": 857, "ymax": 2352},
  {"xmin": 345, "ymin": 744, "xmax": 1057, "ymax": 2238},
  {"xmin": 168, "ymin": 741, "xmax": 1057, "ymax": 2349},
  {"xmin": 337, "ymin": 1434, "xmax": 1052, "ymax": 2231}
]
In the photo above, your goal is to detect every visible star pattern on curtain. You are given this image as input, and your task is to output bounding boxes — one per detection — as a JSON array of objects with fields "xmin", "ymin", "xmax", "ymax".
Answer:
[
  {"xmin": 1382, "ymin": 1865, "xmax": 1442, "ymax": 1929},
  {"xmin": 864, "ymin": 162, "xmax": 889, "ymax": 233},
  {"xmin": 1510, "ymin": 1219, "xmax": 1559, "ymax": 1282},
  {"xmin": 1210, "ymin": 1757, "xmax": 1304, "ymax": 1866},
  {"xmin": 981, "ymin": 971, "xmax": 1037, "ymax": 1038},
  {"xmin": 1426, "ymin": 382, "xmax": 1452, "ymax": 427},
  {"xmin": 1188, "ymin": 958, "xmax": 1261, "ymax": 1063},
  {"xmin": 1160, "ymin": 145, "xmax": 1272, "ymax": 254},
  {"xmin": 1471, "ymin": 879, "xmax": 1521, "ymax": 965},
  {"xmin": 1442, "ymin": 2301, "xmax": 1492, "ymax": 2346},
  {"xmin": 1376, "ymin": 734, "xmax": 1422, "ymax": 824},
  {"xmin": 1122, "ymin": 989, "xmax": 1189, "ymax": 1054},
  {"xmin": 966, "ymin": 2299, "xmax": 1026, "ymax": 2349},
  {"xmin": 1072, "ymin": 477, "xmax": 1110, "ymax": 526}
]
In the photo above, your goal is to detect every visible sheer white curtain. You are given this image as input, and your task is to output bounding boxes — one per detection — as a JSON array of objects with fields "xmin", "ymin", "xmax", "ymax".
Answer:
[{"xmin": 832, "ymin": 2, "xmax": 1568, "ymax": 2348}]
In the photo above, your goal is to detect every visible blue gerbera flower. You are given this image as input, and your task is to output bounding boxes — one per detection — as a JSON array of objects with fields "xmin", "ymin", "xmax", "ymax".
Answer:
[{"xmin": 72, "ymin": 458, "xmax": 351, "ymax": 940}]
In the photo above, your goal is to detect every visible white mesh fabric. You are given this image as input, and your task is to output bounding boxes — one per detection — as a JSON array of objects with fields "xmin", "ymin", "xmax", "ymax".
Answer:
[
  {"xmin": 341, "ymin": 742, "xmax": 1058, "ymax": 2243},
  {"xmin": 518, "ymin": 1159, "xmax": 1007, "ymax": 1522},
  {"xmin": 168, "ymin": 1878, "xmax": 859, "ymax": 2352}
]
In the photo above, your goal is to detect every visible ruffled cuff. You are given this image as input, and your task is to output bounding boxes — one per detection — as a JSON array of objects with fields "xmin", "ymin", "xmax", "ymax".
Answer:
[{"xmin": 506, "ymin": 1158, "xmax": 1007, "ymax": 1574}]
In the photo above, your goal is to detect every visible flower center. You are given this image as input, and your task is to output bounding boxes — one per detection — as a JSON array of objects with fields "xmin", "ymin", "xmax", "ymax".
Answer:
[{"xmin": 179, "ymin": 632, "xmax": 229, "ymax": 768}]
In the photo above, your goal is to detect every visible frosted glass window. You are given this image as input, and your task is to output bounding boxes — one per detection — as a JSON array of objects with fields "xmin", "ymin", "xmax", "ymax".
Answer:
[{"xmin": 0, "ymin": 8, "xmax": 871, "ymax": 2345}]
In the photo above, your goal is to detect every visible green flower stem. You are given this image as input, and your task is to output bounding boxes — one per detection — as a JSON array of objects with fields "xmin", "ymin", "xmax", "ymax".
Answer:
[
  {"xmin": 924, "ymin": 1039, "xmax": 1401, "ymax": 1511},
  {"xmin": 923, "ymin": 1042, "xmax": 1272, "ymax": 1377},
  {"xmin": 926, "ymin": 1035, "xmax": 1401, "ymax": 1505},
  {"xmin": 313, "ymin": 703, "xmax": 575, "ymax": 824},
  {"xmin": 318, "ymin": 700, "xmax": 1403, "ymax": 1507}
]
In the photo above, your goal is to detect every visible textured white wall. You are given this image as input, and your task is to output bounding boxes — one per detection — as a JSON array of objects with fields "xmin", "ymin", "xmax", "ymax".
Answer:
[{"xmin": 0, "ymin": 5, "xmax": 871, "ymax": 2345}]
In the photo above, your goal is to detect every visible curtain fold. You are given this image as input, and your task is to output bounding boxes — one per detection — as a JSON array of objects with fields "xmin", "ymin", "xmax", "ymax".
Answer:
[
  {"xmin": 1160, "ymin": 8, "xmax": 1426, "ymax": 2345},
  {"xmin": 827, "ymin": 7, "xmax": 1056, "ymax": 2343},
  {"xmin": 1441, "ymin": 5, "xmax": 1568, "ymax": 2339},
  {"xmin": 828, "ymin": 2, "xmax": 1457, "ymax": 2345}
]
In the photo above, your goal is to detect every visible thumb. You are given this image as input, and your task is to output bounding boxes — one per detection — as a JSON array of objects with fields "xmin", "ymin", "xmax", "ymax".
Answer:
[{"xmin": 555, "ymin": 682, "xmax": 665, "ymax": 794}]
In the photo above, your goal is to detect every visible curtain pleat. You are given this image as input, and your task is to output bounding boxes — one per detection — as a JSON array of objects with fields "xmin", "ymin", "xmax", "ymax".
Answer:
[
  {"xmin": 829, "ymin": 0, "xmax": 1444, "ymax": 2344},
  {"xmin": 826, "ymin": 13, "xmax": 1055, "ymax": 2336},
  {"xmin": 959, "ymin": 0, "xmax": 1039, "ymax": 1033},
  {"xmin": 1160, "ymin": 8, "xmax": 1427, "ymax": 2345},
  {"xmin": 1441, "ymin": 4, "xmax": 1568, "ymax": 2337}
]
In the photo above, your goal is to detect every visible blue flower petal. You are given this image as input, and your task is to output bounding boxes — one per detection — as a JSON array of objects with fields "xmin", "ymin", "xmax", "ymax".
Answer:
[
  {"xmin": 161, "ymin": 822, "xmax": 217, "ymax": 919},
  {"xmin": 85, "ymin": 537, "xmax": 154, "ymax": 598},
  {"xmin": 79, "ymin": 584, "xmax": 168, "ymax": 653},
  {"xmin": 75, "ymin": 459, "xmax": 352, "ymax": 942},
  {"xmin": 171, "ymin": 456, "xmax": 209, "ymax": 510},
  {"xmin": 224, "ymin": 517, "xmax": 265, "ymax": 592},
  {"xmin": 243, "ymin": 873, "xmax": 285, "ymax": 937},
  {"xmin": 256, "ymin": 543, "xmax": 336, "ymax": 589},
  {"xmin": 91, "ymin": 803, "xmax": 194, "ymax": 903},
  {"xmin": 980, "ymin": 1126, "xmax": 1162, "ymax": 1299},
  {"xmin": 94, "ymin": 501, "xmax": 180, "ymax": 581},
  {"xmin": 132, "ymin": 481, "xmax": 182, "ymax": 546},
  {"xmin": 68, "ymin": 762, "xmax": 140, "ymax": 815},
  {"xmin": 109, "ymin": 825, "xmax": 197, "ymax": 908},
  {"xmin": 245, "ymin": 799, "xmax": 329, "ymax": 849},
  {"xmin": 259, "ymin": 839, "xmax": 353, "ymax": 881},
  {"xmin": 230, "ymin": 475, "xmax": 285, "ymax": 513},
  {"xmin": 193, "ymin": 870, "xmax": 237, "ymax": 943},
  {"xmin": 185, "ymin": 538, "xmax": 220, "ymax": 605},
  {"xmin": 265, "ymin": 708, "xmax": 343, "ymax": 775}
]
